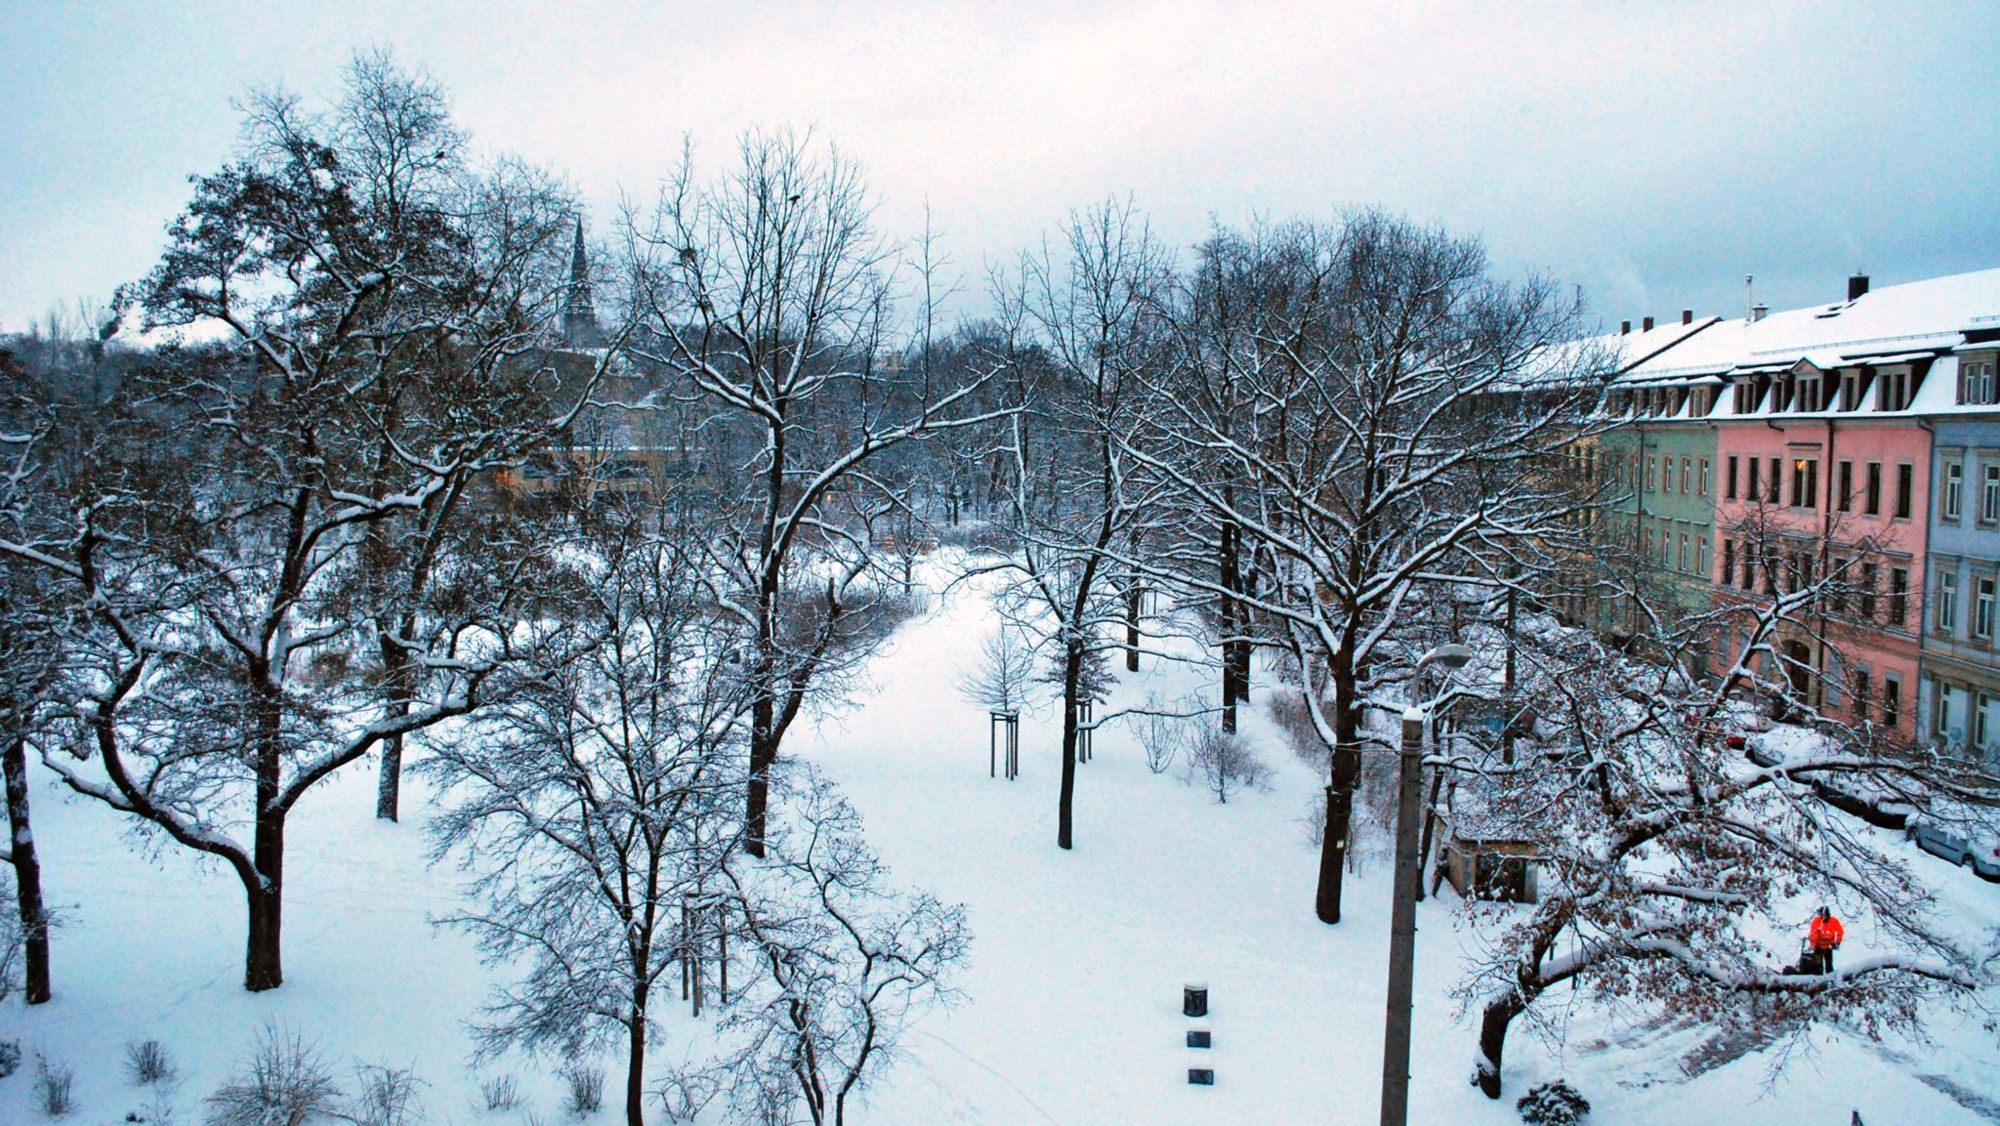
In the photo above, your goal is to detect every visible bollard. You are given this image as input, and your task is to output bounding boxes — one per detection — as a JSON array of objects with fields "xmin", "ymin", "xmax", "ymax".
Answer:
[
  {"xmin": 1188, "ymin": 1068, "xmax": 1215, "ymax": 1086},
  {"xmin": 1186, "ymin": 1030, "xmax": 1211, "ymax": 1049},
  {"xmin": 1183, "ymin": 982, "xmax": 1208, "ymax": 1018}
]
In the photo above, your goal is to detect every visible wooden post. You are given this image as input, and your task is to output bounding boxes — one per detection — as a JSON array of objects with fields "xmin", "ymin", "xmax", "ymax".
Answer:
[
  {"xmin": 679, "ymin": 899, "xmax": 691, "ymax": 1002},
  {"xmin": 1078, "ymin": 701, "xmax": 1093, "ymax": 763},
  {"xmin": 718, "ymin": 901, "xmax": 729, "ymax": 1005}
]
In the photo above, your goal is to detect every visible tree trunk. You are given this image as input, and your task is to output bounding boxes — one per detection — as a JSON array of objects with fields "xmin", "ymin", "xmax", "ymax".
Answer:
[
  {"xmin": 3, "ymin": 735, "xmax": 50, "ymax": 1004},
  {"xmin": 1058, "ymin": 639, "xmax": 1082, "ymax": 850},
  {"xmin": 245, "ymin": 875, "xmax": 284, "ymax": 992},
  {"xmin": 247, "ymin": 686, "xmax": 287, "ymax": 991},
  {"xmin": 1312, "ymin": 654, "xmax": 1361, "ymax": 924},
  {"xmin": 1475, "ymin": 991, "xmax": 1529, "ymax": 1099},
  {"xmin": 1124, "ymin": 581, "xmax": 1141, "ymax": 672},
  {"xmin": 1220, "ymin": 523, "xmax": 1241, "ymax": 732},
  {"xmin": 625, "ymin": 989, "xmax": 649, "ymax": 1126},
  {"xmin": 746, "ymin": 690, "xmax": 776, "ymax": 859}
]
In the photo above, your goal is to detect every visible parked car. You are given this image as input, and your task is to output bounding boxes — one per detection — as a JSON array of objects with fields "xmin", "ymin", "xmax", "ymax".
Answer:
[
  {"xmin": 1811, "ymin": 774, "xmax": 1920, "ymax": 831},
  {"xmin": 1909, "ymin": 818, "xmax": 2000, "ymax": 881}
]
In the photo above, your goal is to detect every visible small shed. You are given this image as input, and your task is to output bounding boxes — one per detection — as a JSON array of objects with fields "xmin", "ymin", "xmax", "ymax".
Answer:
[
  {"xmin": 1433, "ymin": 784, "xmax": 1544, "ymax": 904},
  {"xmin": 1440, "ymin": 835, "xmax": 1542, "ymax": 903}
]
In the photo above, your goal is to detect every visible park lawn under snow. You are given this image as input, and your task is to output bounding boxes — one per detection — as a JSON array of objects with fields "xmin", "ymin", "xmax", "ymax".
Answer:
[{"xmin": 3, "ymin": 554, "xmax": 1998, "ymax": 1124}]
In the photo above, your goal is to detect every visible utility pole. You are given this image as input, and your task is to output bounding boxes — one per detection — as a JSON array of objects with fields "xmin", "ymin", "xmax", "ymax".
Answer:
[
  {"xmin": 1382, "ymin": 643, "xmax": 1472, "ymax": 1126},
  {"xmin": 1380, "ymin": 705, "xmax": 1425, "ymax": 1126}
]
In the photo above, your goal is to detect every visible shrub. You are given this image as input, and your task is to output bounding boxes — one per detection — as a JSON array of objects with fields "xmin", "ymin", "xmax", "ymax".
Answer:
[
  {"xmin": 1517, "ymin": 1078, "xmax": 1591, "ymax": 1125},
  {"xmin": 349, "ymin": 1063, "xmax": 425, "ymax": 1126},
  {"xmin": 35, "ymin": 1055, "xmax": 76, "ymax": 1118},
  {"xmin": 0, "ymin": 1038, "xmax": 21, "ymax": 1078},
  {"xmin": 126, "ymin": 1039, "xmax": 177, "ymax": 1086},
  {"xmin": 477, "ymin": 1073, "xmax": 520, "ymax": 1112},
  {"xmin": 203, "ymin": 1024, "xmax": 341, "ymax": 1126},
  {"xmin": 560, "ymin": 1063, "xmax": 604, "ymax": 1117}
]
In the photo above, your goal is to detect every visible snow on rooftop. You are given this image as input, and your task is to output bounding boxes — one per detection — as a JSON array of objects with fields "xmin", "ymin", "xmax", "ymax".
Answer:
[
  {"xmin": 1623, "ymin": 268, "xmax": 2000, "ymax": 382},
  {"xmin": 1506, "ymin": 315, "xmax": 1719, "ymax": 389}
]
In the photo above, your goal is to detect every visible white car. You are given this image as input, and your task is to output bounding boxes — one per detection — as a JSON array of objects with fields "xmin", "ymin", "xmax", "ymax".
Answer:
[{"xmin": 1910, "ymin": 818, "xmax": 2000, "ymax": 881}]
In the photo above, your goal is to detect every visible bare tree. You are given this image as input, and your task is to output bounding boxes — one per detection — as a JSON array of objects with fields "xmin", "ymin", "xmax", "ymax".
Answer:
[
  {"xmin": 428, "ymin": 508, "xmax": 747, "ymax": 1126},
  {"xmin": 686, "ymin": 767, "xmax": 968, "ymax": 1126},
  {"xmin": 1124, "ymin": 214, "xmax": 1596, "ymax": 921},
  {"xmin": 1450, "ymin": 571, "xmax": 1995, "ymax": 1099},
  {"xmin": 622, "ymin": 129, "xmax": 1009, "ymax": 858},
  {"xmin": 0, "ymin": 53, "xmax": 593, "ymax": 991},
  {"xmin": 957, "ymin": 626, "xmax": 1035, "ymax": 715},
  {"xmin": 988, "ymin": 198, "xmax": 1174, "ymax": 850}
]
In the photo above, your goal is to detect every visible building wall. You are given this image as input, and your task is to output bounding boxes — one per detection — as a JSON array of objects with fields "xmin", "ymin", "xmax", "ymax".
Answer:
[
  {"xmin": 1711, "ymin": 415, "xmax": 1930, "ymax": 742},
  {"xmin": 1920, "ymin": 405, "xmax": 2000, "ymax": 765}
]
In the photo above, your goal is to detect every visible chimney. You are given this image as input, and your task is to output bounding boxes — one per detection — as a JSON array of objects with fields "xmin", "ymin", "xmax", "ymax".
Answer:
[
  {"xmin": 1750, "ymin": 303, "xmax": 1769, "ymax": 323},
  {"xmin": 1620, "ymin": 320, "xmax": 1631, "ymax": 335},
  {"xmin": 1682, "ymin": 309, "xmax": 1693, "ymax": 325},
  {"xmin": 1642, "ymin": 315, "xmax": 1655, "ymax": 332},
  {"xmin": 1848, "ymin": 273, "xmax": 1870, "ymax": 301}
]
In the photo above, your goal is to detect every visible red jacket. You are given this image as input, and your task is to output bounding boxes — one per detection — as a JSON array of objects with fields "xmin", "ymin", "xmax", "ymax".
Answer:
[{"xmin": 1810, "ymin": 914, "xmax": 1845, "ymax": 951}]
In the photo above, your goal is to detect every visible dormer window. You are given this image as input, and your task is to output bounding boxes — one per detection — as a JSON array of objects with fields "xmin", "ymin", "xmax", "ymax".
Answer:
[
  {"xmin": 1734, "ymin": 379, "xmax": 1757, "ymax": 413},
  {"xmin": 1771, "ymin": 375, "xmax": 1793, "ymax": 413},
  {"xmin": 1797, "ymin": 375, "xmax": 1821, "ymax": 412},
  {"xmin": 1879, "ymin": 368, "xmax": 1911, "ymax": 411},
  {"xmin": 1840, "ymin": 369, "xmax": 1870, "ymax": 411},
  {"xmin": 1959, "ymin": 355, "xmax": 1997, "ymax": 405}
]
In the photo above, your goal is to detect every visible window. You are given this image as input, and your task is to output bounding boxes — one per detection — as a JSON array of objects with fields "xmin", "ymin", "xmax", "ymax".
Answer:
[
  {"xmin": 1697, "ymin": 535, "xmax": 1710, "ymax": 579},
  {"xmin": 1936, "ymin": 679, "xmax": 1953, "ymax": 739},
  {"xmin": 1721, "ymin": 538, "xmax": 1736, "ymax": 586},
  {"xmin": 1978, "ymin": 693, "xmax": 1994, "ymax": 750},
  {"xmin": 1984, "ymin": 464, "xmax": 2000, "ymax": 524},
  {"xmin": 1645, "ymin": 455, "xmax": 1655, "ymax": 493},
  {"xmin": 1767, "ymin": 457, "xmax": 1781, "ymax": 503},
  {"xmin": 1799, "ymin": 376, "xmax": 1821, "ymax": 412},
  {"xmin": 1865, "ymin": 462, "xmax": 1882, "ymax": 515},
  {"xmin": 1944, "ymin": 460, "xmax": 1964, "ymax": 521},
  {"xmin": 1853, "ymin": 669, "xmax": 1872, "ymax": 717},
  {"xmin": 1746, "ymin": 457, "xmax": 1760, "ymax": 502},
  {"xmin": 1663, "ymin": 454, "xmax": 1674, "ymax": 492},
  {"xmin": 1829, "ymin": 556, "xmax": 1849, "ymax": 613},
  {"xmin": 1643, "ymin": 526, "xmax": 1654, "ymax": 559},
  {"xmin": 1961, "ymin": 358, "xmax": 1997, "ymax": 405},
  {"xmin": 1744, "ymin": 542, "xmax": 1759, "ymax": 590},
  {"xmin": 1860, "ymin": 561, "xmax": 1879, "ymax": 619},
  {"xmin": 1679, "ymin": 531, "xmax": 1690, "ymax": 572},
  {"xmin": 1791, "ymin": 458, "xmax": 1818, "ymax": 508},
  {"xmin": 1841, "ymin": 370, "xmax": 1868, "ymax": 411},
  {"xmin": 1680, "ymin": 456, "xmax": 1691, "ymax": 494},
  {"xmin": 1895, "ymin": 463, "xmax": 1913, "ymax": 519},
  {"xmin": 1889, "ymin": 566, "xmax": 1909, "ymax": 626},
  {"xmin": 1836, "ymin": 460, "xmax": 1853, "ymax": 512},
  {"xmin": 1880, "ymin": 368, "xmax": 1912, "ymax": 411},
  {"xmin": 1977, "ymin": 577, "xmax": 1996, "ymax": 641},
  {"xmin": 1883, "ymin": 675, "xmax": 1902, "ymax": 729},
  {"xmin": 1938, "ymin": 570, "xmax": 1959, "ymax": 633},
  {"xmin": 1698, "ymin": 457, "xmax": 1711, "ymax": 497},
  {"xmin": 1726, "ymin": 455, "xmax": 1740, "ymax": 499}
]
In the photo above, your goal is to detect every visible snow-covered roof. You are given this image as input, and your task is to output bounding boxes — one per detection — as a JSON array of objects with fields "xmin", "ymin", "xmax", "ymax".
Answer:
[
  {"xmin": 1622, "ymin": 268, "xmax": 2000, "ymax": 382},
  {"xmin": 1505, "ymin": 315, "xmax": 1719, "ymax": 390}
]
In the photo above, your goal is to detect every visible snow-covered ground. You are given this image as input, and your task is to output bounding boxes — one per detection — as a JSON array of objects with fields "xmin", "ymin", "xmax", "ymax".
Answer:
[{"xmin": 3, "ymin": 559, "xmax": 1997, "ymax": 1123}]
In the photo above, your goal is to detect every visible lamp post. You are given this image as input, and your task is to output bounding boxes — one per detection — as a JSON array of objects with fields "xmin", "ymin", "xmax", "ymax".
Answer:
[{"xmin": 1381, "ymin": 642, "xmax": 1473, "ymax": 1126}]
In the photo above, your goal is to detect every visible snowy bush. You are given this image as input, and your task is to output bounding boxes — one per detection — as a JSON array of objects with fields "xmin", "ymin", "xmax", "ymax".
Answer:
[
  {"xmin": 1516, "ymin": 1078, "xmax": 1590, "ymax": 1125},
  {"xmin": 476, "ymin": 1073, "xmax": 520, "ymax": 1112},
  {"xmin": 203, "ymin": 1024, "xmax": 341, "ymax": 1126},
  {"xmin": 0, "ymin": 1038, "xmax": 20, "ymax": 1078},
  {"xmin": 559, "ymin": 1064, "xmax": 604, "ymax": 1116},
  {"xmin": 34, "ymin": 1055, "xmax": 76, "ymax": 1118},
  {"xmin": 126, "ymin": 1039, "xmax": 176, "ymax": 1086},
  {"xmin": 1185, "ymin": 729, "xmax": 1269, "ymax": 804},
  {"xmin": 1134, "ymin": 695, "xmax": 1204, "ymax": 775},
  {"xmin": 349, "ymin": 1063, "xmax": 425, "ymax": 1126}
]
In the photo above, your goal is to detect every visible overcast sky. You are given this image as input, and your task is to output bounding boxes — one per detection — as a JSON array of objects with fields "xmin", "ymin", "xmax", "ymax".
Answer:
[{"xmin": 5, "ymin": 1, "xmax": 1998, "ymax": 335}]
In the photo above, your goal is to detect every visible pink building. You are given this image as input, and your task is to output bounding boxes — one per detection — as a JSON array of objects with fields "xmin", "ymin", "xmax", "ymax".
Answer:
[{"xmin": 1621, "ymin": 270, "xmax": 2000, "ymax": 743}]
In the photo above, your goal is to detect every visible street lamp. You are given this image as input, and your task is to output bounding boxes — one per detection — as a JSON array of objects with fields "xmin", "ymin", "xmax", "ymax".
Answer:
[{"xmin": 1381, "ymin": 642, "xmax": 1474, "ymax": 1126}]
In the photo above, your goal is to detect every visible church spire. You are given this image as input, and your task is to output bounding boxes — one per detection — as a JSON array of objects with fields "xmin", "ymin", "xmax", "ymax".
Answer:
[{"xmin": 562, "ymin": 216, "xmax": 600, "ymax": 348}]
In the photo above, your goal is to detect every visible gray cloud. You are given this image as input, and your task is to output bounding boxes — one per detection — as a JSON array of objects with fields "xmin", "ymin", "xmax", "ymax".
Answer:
[{"xmin": 4, "ymin": 0, "xmax": 1997, "ymax": 332}]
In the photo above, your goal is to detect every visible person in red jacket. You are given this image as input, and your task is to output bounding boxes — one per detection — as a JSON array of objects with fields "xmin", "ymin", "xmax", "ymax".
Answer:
[{"xmin": 1808, "ymin": 906, "xmax": 1845, "ymax": 974}]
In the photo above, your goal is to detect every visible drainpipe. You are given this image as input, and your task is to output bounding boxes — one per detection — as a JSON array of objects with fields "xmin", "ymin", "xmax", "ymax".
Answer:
[{"xmin": 1914, "ymin": 414, "xmax": 1936, "ymax": 743}]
